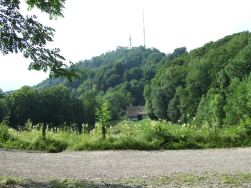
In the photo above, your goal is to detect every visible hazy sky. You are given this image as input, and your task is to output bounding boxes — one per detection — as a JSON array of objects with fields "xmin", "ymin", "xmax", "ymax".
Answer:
[{"xmin": 1, "ymin": 0, "xmax": 251, "ymax": 92}]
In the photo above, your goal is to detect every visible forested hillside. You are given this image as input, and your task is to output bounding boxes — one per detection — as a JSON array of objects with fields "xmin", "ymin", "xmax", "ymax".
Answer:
[
  {"xmin": 1, "ymin": 31, "xmax": 251, "ymax": 129},
  {"xmin": 33, "ymin": 46, "xmax": 183, "ymax": 120},
  {"xmin": 1, "ymin": 46, "xmax": 187, "ymax": 128},
  {"xmin": 145, "ymin": 31, "xmax": 251, "ymax": 127},
  {"xmin": 35, "ymin": 46, "xmax": 169, "ymax": 99}
]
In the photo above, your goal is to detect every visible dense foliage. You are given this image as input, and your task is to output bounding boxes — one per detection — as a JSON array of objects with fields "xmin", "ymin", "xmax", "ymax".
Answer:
[
  {"xmin": 34, "ymin": 46, "xmax": 172, "ymax": 120},
  {"xmin": 145, "ymin": 31, "xmax": 251, "ymax": 128},
  {"xmin": 1, "ymin": 46, "xmax": 176, "ymax": 129},
  {"xmin": 2, "ymin": 31, "xmax": 251, "ymax": 134},
  {"xmin": 1, "ymin": 119, "xmax": 251, "ymax": 152},
  {"xmin": 1, "ymin": 85, "xmax": 85, "ymax": 131},
  {"xmin": 0, "ymin": 0, "xmax": 81, "ymax": 80}
]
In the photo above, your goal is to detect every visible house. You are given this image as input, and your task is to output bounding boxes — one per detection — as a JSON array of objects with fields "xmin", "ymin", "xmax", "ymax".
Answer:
[
  {"xmin": 126, "ymin": 106, "xmax": 147, "ymax": 121},
  {"xmin": 116, "ymin": 46, "xmax": 129, "ymax": 51}
]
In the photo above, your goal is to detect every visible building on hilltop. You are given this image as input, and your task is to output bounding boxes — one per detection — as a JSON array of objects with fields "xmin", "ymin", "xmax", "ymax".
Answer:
[
  {"xmin": 117, "ymin": 32, "xmax": 132, "ymax": 51},
  {"xmin": 126, "ymin": 106, "xmax": 147, "ymax": 121},
  {"xmin": 116, "ymin": 46, "xmax": 129, "ymax": 51}
]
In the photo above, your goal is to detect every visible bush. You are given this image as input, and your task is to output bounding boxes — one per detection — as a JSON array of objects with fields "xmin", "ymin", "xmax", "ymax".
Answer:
[
  {"xmin": 1, "ymin": 120, "xmax": 251, "ymax": 152},
  {"xmin": 0, "ymin": 122, "xmax": 10, "ymax": 142},
  {"xmin": 32, "ymin": 137, "xmax": 68, "ymax": 152}
]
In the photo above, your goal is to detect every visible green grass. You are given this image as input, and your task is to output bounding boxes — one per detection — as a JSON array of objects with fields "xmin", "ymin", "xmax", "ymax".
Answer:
[
  {"xmin": 1, "ymin": 119, "xmax": 251, "ymax": 152},
  {"xmin": 1, "ymin": 172, "xmax": 251, "ymax": 187},
  {"xmin": 109, "ymin": 118, "xmax": 152, "ymax": 133}
]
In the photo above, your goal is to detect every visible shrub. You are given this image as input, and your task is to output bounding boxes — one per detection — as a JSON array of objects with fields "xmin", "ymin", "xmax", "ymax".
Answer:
[{"xmin": 0, "ymin": 121, "xmax": 10, "ymax": 142}]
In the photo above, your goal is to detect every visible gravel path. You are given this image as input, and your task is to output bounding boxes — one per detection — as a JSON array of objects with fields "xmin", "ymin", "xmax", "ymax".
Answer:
[{"xmin": 0, "ymin": 147, "xmax": 251, "ymax": 179}]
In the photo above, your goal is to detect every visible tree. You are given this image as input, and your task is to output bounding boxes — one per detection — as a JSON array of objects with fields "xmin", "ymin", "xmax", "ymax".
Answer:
[
  {"xmin": 71, "ymin": 97, "xmax": 85, "ymax": 133},
  {"xmin": 95, "ymin": 100, "xmax": 112, "ymax": 139},
  {"xmin": 42, "ymin": 85, "xmax": 72, "ymax": 128},
  {"xmin": 0, "ymin": 88, "xmax": 4, "ymax": 99},
  {"xmin": 81, "ymin": 91, "xmax": 97, "ymax": 130},
  {"xmin": 114, "ymin": 61, "xmax": 125, "ymax": 76},
  {"xmin": 0, "ymin": 0, "xmax": 82, "ymax": 81},
  {"xmin": 0, "ymin": 89, "xmax": 7, "ymax": 122},
  {"xmin": 6, "ymin": 86, "xmax": 43, "ymax": 127},
  {"xmin": 104, "ymin": 90, "xmax": 133, "ymax": 119},
  {"xmin": 129, "ymin": 67, "xmax": 143, "ymax": 81}
]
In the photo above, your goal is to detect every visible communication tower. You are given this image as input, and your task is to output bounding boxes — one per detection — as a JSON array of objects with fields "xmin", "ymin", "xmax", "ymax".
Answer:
[
  {"xmin": 143, "ymin": 10, "xmax": 146, "ymax": 48},
  {"xmin": 129, "ymin": 32, "xmax": 132, "ymax": 49}
]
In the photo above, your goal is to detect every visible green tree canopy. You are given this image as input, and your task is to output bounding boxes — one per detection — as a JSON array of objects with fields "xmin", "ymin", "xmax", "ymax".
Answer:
[{"xmin": 0, "ymin": 0, "xmax": 81, "ymax": 81}]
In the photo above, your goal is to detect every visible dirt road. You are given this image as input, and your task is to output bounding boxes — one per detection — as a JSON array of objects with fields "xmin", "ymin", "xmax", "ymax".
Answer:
[{"xmin": 0, "ymin": 148, "xmax": 251, "ymax": 179}]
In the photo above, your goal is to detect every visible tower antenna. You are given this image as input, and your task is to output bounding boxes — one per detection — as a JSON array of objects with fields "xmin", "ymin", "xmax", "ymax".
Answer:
[
  {"xmin": 129, "ymin": 32, "xmax": 132, "ymax": 49},
  {"xmin": 143, "ymin": 10, "xmax": 146, "ymax": 48}
]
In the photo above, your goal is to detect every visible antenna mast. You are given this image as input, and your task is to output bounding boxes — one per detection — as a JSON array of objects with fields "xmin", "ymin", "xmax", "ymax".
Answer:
[
  {"xmin": 129, "ymin": 32, "xmax": 132, "ymax": 49},
  {"xmin": 143, "ymin": 10, "xmax": 146, "ymax": 48}
]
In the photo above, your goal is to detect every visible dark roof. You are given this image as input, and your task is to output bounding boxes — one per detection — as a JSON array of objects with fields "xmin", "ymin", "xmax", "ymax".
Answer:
[{"xmin": 126, "ymin": 106, "xmax": 146, "ymax": 117}]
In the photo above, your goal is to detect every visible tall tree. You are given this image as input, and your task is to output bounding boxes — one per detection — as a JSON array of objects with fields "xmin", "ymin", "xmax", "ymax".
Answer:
[
  {"xmin": 7, "ymin": 86, "xmax": 43, "ymax": 127},
  {"xmin": 81, "ymin": 91, "xmax": 97, "ymax": 130},
  {"xmin": 0, "ymin": 0, "xmax": 81, "ymax": 81},
  {"xmin": 42, "ymin": 85, "xmax": 72, "ymax": 127}
]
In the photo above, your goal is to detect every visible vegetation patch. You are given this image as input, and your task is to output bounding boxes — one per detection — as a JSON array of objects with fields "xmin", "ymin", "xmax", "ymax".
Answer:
[
  {"xmin": 1, "ymin": 119, "xmax": 251, "ymax": 152},
  {"xmin": 1, "ymin": 172, "xmax": 251, "ymax": 187}
]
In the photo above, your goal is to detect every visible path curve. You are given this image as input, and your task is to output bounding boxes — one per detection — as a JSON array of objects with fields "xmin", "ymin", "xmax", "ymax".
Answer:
[{"xmin": 0, "ymin": 148, "xmax": 251, "ymax": 179}]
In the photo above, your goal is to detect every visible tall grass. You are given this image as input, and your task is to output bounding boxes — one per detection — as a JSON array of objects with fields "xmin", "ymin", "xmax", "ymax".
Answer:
[{"xmin": 0, "ymin": 119, "xmax": 251, "ymax": 152}]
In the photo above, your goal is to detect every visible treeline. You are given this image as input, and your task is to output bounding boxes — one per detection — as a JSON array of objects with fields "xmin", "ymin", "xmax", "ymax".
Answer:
[
  {"xmin": 1, "ymin": 46, "xmax": 187, "ymax": 128},
  {"xmin": 145, "ymin": 31, "xmax": 251, "ymax": 127},
  {"xmin": 0, "ymin": 86, "xmax": 87, "ymax": 130}
]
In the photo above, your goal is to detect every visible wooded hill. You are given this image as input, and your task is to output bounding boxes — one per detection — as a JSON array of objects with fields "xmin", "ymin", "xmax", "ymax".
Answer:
[
  {"xmin": 1, "ymin": 46, "xmax": 181, "ymax": 129},
  {"xmin": 33, "ymin": 46, "xmax": 182, "ymax": 119},
  {"xmin": 35, "ymin": 46, "xmax": 173, "ymax": 100},
  {"xmin": 146, "ymin": 31, "xmax": 251, "ymax": 127},
  {"xmin": 1, "ymin": 31, "xmax": 251, "ymax": 129}
]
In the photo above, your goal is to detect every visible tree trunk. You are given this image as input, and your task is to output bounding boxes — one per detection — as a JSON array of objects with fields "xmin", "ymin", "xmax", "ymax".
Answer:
[
  {"xmin": 102, "ymin": 126, "xmax": 106, "ymax": 140},
  {"xmin": 42, "ymin": 124, "xmax": 46, "ymax": 141}
]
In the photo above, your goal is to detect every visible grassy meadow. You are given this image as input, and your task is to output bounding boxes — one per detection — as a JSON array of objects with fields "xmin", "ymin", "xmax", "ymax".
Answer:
[{"xmin": 1, "ymin": 118, "xmax": 251, "ymax": 152}]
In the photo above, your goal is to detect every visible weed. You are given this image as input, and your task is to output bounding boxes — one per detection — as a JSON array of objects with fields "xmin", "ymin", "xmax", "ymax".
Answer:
[{"xmin": 1, "ymin": 119, "xmax": 251, "ymax": 152}]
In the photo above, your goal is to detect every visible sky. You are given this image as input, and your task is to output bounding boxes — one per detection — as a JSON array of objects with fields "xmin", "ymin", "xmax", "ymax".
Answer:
[{"xmin": 1, "ymin": 0, "xmax": 251, "ymax": 92}]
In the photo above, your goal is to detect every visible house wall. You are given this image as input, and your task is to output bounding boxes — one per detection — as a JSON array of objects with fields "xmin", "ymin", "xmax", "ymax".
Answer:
[
  {"xmin": 142, "ymin": 115, "xmax": 148, "ymax": 120},
  {"xmin": 127, "ymin": 117, "xmax": 138, "ymax": 121},
  {"xmin": 127, "ymin": 116, "xmax": 147, "ymax": 121}
]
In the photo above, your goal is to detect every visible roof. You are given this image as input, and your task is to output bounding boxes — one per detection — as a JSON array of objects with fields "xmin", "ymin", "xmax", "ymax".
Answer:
[{"xmin": 126, "ymin": 106, "xmax": 146, "ymax": 117}]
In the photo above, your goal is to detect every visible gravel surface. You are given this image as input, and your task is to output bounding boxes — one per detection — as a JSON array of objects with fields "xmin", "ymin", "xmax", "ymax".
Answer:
[{"xmin": 1, "ymin": 147, "xmax": 251, "ymax": 180}]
